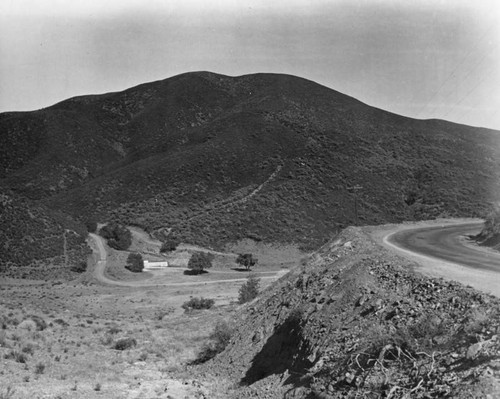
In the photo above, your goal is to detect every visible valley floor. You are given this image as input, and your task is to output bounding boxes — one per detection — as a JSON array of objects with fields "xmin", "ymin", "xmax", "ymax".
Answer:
[{"xmin": 1, "ymin": 220, "xmax": 499, "ymax": 398}]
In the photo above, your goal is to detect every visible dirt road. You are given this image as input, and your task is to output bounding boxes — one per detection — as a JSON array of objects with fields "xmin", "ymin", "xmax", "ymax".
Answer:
[
  {"xmin": 369, "ymin": 219, "xmax": 500, "ymax": 297},
  {"xmin": 88, "ymin": 233, "xmax": 287, "ymax": 287}
]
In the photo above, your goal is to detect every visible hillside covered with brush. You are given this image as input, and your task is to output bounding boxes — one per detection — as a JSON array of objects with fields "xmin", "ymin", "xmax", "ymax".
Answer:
[
  {"xmin": 0, "ymin": 188, "xmax": 90, "ymax": 278},
  {"xmin": 2, "ymin": 71, "xmax": 500, "ymax": 271}
]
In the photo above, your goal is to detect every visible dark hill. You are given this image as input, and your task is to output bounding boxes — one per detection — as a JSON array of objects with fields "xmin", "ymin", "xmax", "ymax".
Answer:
[{"xmin": 2, "ymin": 72, "xmax": 500, "ymax": 265}]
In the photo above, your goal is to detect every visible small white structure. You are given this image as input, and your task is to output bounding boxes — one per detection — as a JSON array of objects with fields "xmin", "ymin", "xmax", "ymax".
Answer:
[{"xmin": 143, "ymin": 260, "xmax": 169, "ymax": 270}]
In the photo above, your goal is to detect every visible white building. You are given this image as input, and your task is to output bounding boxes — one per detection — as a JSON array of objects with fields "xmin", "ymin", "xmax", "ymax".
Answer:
[{"xmin": 143, "ymin": 260, "xmax": 169, "ymax": 270}]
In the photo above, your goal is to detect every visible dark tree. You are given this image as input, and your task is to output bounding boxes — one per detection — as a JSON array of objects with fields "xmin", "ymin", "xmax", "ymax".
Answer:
[
  {"xmin": 85, "ymin": 219, "xmax": 98, "ymax": 233},
  {"xmin": 160, "ymin": 238, "xmax": 180, "ymax": 253},
  {"xmin": 236, "ymin": 253, "xmax": 258, "ymax": 271},
  {"xmin": 125, "ymin": 253, "xmax": 144, "ymax": 273},
  {"xmin": 71, "ymin": 261, "xmax": 87, "ymax": 273},
  {"xmin": 99, "ymin": 222, "xmax": 132, "ymax": 250},
  {"xmin": 187, "ymin": 252, "xmax": 214, "ymax": 274}
]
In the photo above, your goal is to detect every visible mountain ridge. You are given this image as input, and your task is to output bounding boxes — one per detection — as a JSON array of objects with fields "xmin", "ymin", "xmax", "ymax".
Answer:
[{"xmin": 1, "ymin": 71, "xmax": 500, "ymax": 272}]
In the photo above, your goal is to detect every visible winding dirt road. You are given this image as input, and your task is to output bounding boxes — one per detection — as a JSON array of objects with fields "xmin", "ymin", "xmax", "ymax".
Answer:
[
  {"xmin": 88, "ymin": 233, "xmax": 287, "ymax": 287},
  {"xmin": 373, "ymin": 219, "xmax": 500, "ymax": 297}
]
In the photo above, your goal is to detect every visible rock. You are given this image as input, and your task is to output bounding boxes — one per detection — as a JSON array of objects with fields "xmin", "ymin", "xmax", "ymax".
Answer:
[{"xmin": 466, "ymin": 342, "xmax": 482, "ymax": 360}]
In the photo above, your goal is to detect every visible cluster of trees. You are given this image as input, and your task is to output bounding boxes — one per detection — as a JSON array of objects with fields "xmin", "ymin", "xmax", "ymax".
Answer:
[
  {"xmin": 99, "ymin": 222, "xmax": 132, "ymax": 250},
  {"xmin": 160, "ymin": 238, "xmax": 180, "ymax": 253}
]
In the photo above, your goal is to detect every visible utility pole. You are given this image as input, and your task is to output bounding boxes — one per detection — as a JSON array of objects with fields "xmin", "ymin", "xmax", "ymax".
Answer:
[{"xmin": 347, "ymin": 185, "xmax": 363, "ymax": 225}]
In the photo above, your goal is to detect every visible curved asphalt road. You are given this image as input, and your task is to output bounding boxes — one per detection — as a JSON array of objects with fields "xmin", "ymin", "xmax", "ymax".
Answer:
[
  {"xmin": 381, "ymin": 220, "xmax": 500, "ymax": 297},
  {"xmin": 386, "ymin": 222, "xmax": 500, "ymax": 273}
]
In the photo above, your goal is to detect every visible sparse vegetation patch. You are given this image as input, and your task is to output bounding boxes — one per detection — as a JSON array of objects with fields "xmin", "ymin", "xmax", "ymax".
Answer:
[{"xmin": 182, "ymin": 297, "xmax": 215, "ymax": 312}]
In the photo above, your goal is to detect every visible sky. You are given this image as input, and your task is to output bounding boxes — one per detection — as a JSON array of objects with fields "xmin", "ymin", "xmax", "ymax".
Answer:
[{"xmin": 1, "ymin": 0, "xmax": 499, "ymax": 130}]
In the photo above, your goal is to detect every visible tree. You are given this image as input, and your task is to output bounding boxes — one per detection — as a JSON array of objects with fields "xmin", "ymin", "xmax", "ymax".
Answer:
[
  {"xmin": 236, "ymin": 253, "xmax": 258, "ymax": 271},
  {"xmin": 99, "ymin": 222, "xmax": 132, "ymax": 250},
  {"xmin": 187, "ymin": 252, "xmax": 214, "ymax": 274},
  {"xmin": 71, "ymin": 261, "xmax": 87, "ymax": 273},
  {"xmin": 238, "ymin": 275, "xmax": 261, "ymax": 304},
  {"xmin": 160, "ymin": 238, "xmax": 180, "ymax": 253},
  {"xmin": 85, "ymin": 219, "xmax": 98, "ymax": 233},
  {"xmin": 125, "ymin": 253, "xmax": 144, "ymax": 273}
]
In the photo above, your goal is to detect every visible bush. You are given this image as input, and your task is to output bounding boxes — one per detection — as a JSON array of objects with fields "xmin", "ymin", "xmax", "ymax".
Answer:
[
  {"xmin": 125, "ymin": 253, "xmax": 144, "ymax": 273},
  {"xmin": 34, "ymin": 362, "xmax": 45, "ymax": 374},
  {"xmin": 21, "ymin": 343, "xmax": 35, "ymax": 356},
  {"xmin": 182, "ymin": 297, "xmax": 215, "ymax": 311},
  {"xmin": 71, "ymin": 261, "xmax": 87, "ymax": 273},
  {"xmin": 5, "ymin": 350, "xmax": 27, "ymax": 363},
  {"xmin": 160, "ymin": 238, "xmax": 180, "ymax": 253},
  {"xmin": 187, "ymin": 252, "xmax": 214, "ymax": 274},
  {"xmin": 194, "ymin": 320, "xmax": 233, "ymax": 364},
  {"xmin": 113, "ymin": 337, "xmax": 137, "ymax": 350},
  {"xmin": 98, "ymin": 222, "xmax": 132, "ymax": 250},
  {"xmin": 85, "ymin": 220, "xmax": 98, "ymax": 233},
  {"xmin": 238, "ymin": 275, "xmax": 261, "ymax": 304},
  {"xmin": 236, "ymin": 253, "xmax": 258, "ymax": 270}
]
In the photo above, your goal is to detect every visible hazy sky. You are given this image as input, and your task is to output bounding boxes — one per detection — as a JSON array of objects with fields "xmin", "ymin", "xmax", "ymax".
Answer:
[{"xmin": 1, "ymin": 0, "xmax": 499, "ymax": 129}]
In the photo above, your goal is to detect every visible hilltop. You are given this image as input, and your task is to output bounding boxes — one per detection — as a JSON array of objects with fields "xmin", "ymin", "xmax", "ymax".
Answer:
[{"xmin": 2, "ymin": 71, "xmax": 500, "ymax": 272}]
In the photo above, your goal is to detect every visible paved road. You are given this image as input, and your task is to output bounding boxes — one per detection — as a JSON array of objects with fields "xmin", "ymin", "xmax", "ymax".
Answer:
[
  {"xmin": 381, "ymin": 220, "xmax": 500, "ymax": 296},
  {"xmin": 386, "ymin": 222, "xmax": 500, "ymax": 272}
]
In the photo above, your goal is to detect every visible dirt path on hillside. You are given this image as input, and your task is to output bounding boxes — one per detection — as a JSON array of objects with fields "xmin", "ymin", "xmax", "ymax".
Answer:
[
  {"xmin": 367, "ymin": 218, "xmax": 500, "ymax": 297},
  {"xmin": 88, "ymin": 233, "xmax": 286, "ymax": 287},
  {"xmin": 186, "ymin": 163, "xmax": 282, "ymax": 222}
]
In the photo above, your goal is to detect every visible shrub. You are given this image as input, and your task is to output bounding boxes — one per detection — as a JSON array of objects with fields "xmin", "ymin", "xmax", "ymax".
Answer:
[
  {"xmin": 160, "ymin": 238, "xmax": 180, "ymax": 253},
  {"xmin": 5, "ymin": 350, "xmax": 27, "ymax": 363},
  {"xmin": 34, "ymin": 362, "xmax": 45, "ymax": 374},
  {"xmin": 182, "ymin": 297, "xmax": 215, "ymax": 311},
  {"xmin": 194, "ymin": 320, "xmax": 233, "ymax": 363},
  {"xmin": 85, "ymin": 220, "xmax": 98, "ymax": 233},
  {"xmin": 113, "ymin": 337, "xmax": 137, "ymax": 350},
  {"xmin": 125, "ymin": 253, "xmax": 144, "ymax": 273},
  {"xmin": 187, "ymin": 252, "xmax": 214, "ymax": 274},
  {"xmin": 53, "ymin": 318, "xmax": 69, "ymax": 327},
  {"xmin": 236, "ymin": 253, "xmax": 258, "ymax": 270},
  {"xmin": 98, "ymin": 222, "xmax": 132, "ymax": 250},
  {"xmin": 21, "ymin": 343, "xmax": 35, "ymax": 356},
  {"xmin": 71, "ymin": 261, "xmax": 87, "ymax": 273},
  {"xmin": 238, "ymin": 275, "xmax": 261, "ymax": 304}
]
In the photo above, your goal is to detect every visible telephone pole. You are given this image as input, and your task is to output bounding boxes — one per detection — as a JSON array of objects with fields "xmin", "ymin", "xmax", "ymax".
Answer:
[{"xmin": 347, "ymin": 185, "xmax": 363, "ymax": 225}]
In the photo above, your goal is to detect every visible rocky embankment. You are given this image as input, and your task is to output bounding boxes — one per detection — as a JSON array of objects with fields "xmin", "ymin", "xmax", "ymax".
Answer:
[{"xmin": 200, "ymin": 227, "xmax": 500, "ymax": 398}]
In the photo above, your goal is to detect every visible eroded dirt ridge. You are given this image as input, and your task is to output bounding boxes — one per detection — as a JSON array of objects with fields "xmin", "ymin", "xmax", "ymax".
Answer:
[{"xmin": 204, "ymin": 227, "xmax": 500, "ymax": 398}]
